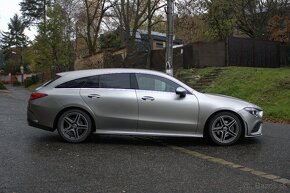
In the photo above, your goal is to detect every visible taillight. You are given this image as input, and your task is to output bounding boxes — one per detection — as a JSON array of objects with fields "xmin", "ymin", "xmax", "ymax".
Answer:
[{"xmin": 30, "ymin": 93, "xmax": 48, "ymax": 100}]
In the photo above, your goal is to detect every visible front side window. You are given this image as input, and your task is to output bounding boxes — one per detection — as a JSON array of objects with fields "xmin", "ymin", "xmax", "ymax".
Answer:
[
  {"xmin": 100, "ymin": 73, "xmax": 131, "ymax": 89},
  {"xmin": 135, "ymin": 74, "xmax": 179, "ymax": 93}
]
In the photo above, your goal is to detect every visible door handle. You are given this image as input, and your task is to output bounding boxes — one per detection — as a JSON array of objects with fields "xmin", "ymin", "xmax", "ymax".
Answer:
[
  {"xmin": 88, "ymin": 94, "xmax": 101, "ymax": 99},
  {"xmin": 141, "ymin": 96, "xmax": 155, "ymax": 101}
]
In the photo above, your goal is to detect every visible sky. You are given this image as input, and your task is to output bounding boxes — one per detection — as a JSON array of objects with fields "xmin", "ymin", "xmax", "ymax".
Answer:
[{"xmin": 0, "ymin": 0, "xmax": 36, "ymax": 40}]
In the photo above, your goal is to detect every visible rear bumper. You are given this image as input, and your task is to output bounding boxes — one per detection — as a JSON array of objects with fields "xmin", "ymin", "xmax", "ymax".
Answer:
[{"xmin": 27, "ymin": 109, "xmax": 54, "ymax": 132}]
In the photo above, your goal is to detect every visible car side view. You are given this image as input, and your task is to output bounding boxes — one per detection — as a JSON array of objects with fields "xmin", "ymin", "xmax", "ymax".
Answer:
[{"xmin": 27, "ymin": 69, "xmax": 263, "ymax": 145}]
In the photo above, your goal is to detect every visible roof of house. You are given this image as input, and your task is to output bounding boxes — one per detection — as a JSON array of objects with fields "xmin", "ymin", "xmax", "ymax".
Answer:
[{"xmin": 135, "ymin": 29, "xmax": 183, "ymax": 43}]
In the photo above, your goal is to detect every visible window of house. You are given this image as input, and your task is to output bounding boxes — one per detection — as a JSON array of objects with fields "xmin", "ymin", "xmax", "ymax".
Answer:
[{"xmin": 156, "ymin": 42, "xmax": 164, "ymax": 48}]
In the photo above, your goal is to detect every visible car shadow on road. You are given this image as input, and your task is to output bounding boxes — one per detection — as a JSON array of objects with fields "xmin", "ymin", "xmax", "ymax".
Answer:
[
  {"xmin": 31, "ymin": 133, "xmax": 206, "ymax": 147},
  {"xmin": 30, "ymin": 132, "xmax": 261, "ymax": 149},
  {"xmin": 144, "ymin": 136, "xmax": 261, "ymax": 147}
]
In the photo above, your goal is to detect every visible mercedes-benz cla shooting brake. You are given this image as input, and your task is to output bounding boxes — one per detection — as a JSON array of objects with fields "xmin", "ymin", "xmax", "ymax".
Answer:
[{"xmin": 27, "ymin": 69, "xmax": 263, "ymax": 145}]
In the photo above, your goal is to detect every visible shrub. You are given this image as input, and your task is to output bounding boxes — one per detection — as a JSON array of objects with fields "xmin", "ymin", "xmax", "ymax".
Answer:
[
  {"xmin": 13, "ymin": 81, "xmax": 21, "ymax": 86},
  {"xmin": 0, "ymin": 81, "xmax": 6, "ymax": 90},
  {"xmin": 24, "ymin": 75, "xmax": 40, "ymax": 88}
]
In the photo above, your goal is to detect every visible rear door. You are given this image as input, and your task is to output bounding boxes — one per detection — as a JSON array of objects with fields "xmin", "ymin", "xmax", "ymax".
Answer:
[{"xmin": 80, "ymin": 73, "xmax": 138, "ymax": 132}]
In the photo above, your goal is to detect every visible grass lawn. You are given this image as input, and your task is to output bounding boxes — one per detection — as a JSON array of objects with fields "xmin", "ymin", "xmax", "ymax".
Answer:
[
  {"xmin": 176, "ymin": 67, "xmax": 290, "ymax": 122},
  {"xmin": 0, "ymin": 81, "xmax": 6, "ymax": 90}
]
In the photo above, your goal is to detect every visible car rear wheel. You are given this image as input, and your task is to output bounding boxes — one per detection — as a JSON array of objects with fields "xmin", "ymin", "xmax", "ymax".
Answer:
[
  {"xmin": 208, "ymin": 112, "xmax": 242, "ymax": 146},
  {"xmin": 57, "ymin": 109, "xmax": 92, "ymax": 143}
]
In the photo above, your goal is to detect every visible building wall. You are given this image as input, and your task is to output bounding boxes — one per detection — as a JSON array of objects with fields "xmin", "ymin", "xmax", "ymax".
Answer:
[
  {"xmin": 74, "ymin": 53, "xmax": 104, "ymax": 70},
  {"xmin": 74, "ymin": 48, "xmax": 127, "ymax": 70}
]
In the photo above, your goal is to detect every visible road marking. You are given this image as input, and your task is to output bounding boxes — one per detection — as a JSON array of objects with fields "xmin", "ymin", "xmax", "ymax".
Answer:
[{"xmin": 143, "ymin": 138, "xmax": 290, "ymax": 187}]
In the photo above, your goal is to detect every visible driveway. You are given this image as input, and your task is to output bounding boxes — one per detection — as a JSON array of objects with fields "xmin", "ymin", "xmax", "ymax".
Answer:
[{"xmin": 0, "ymin": 86, "xmax": 289, "ymax": 193}]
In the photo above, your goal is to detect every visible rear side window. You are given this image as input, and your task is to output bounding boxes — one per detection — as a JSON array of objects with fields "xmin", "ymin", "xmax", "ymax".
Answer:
[
  {"xmin": 84, "ymin": 75, "xmax": 100, "ymax": 88},
  {"xmin": 56, "ymin": 73, "xmax": 132, "ymax": 89},
  {"xmin": 56, "ymin": 77, "xmax": 88, "ymax": 88},
  {"xmin": 100, "ymin": 73, "xmax": 131, "ymax": 89}
]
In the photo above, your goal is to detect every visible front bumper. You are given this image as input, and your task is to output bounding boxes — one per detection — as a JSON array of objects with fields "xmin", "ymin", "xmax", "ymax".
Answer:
[
  {"xmin": 238, "ymin": 109, "xmax": 263, "ymax": 137},
  {"xmin": 245, "ymin": 122, "xmax": 263, "ymax": 137}
]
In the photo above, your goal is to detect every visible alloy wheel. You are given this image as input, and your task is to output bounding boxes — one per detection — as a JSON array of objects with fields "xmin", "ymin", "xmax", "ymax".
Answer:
[
  {"xmin": 209, "ymin": 112, "xmax": 242, "ymax": 145},
  {"xmin": 58, "ymin": 110, "xmax": 92, "ymax": 143}
]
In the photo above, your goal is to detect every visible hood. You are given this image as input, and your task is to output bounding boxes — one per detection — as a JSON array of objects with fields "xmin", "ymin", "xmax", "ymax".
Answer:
[{"xmin": 203, "ymin": 93, "xmax": 261, "ymax": 109}]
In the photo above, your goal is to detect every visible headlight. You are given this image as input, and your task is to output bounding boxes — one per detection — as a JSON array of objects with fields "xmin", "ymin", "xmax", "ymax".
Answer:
[{"xmin": 244, "ymin": 107, "xmax": 263, "ymax": 117}]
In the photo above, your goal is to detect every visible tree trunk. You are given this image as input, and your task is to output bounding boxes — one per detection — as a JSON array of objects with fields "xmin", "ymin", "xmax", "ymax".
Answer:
[
  {"xmin": 146, "ymin": 13, "xmax": 153, "ymax": 69},
  {"xmin": 146, "ymin": 0, "xmax": 152, "ymax": 69},
  {"xmin": 43, "ymin": 0, "xmax": 47, "ymax": 34},
  {"xmin": 86, "ymin": 23, "xmax": 95, "ymax": 56}
]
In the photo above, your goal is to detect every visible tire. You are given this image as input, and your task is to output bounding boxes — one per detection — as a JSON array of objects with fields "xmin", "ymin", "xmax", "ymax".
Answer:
[
  {"xmin": 57, "ymin": 109, "xmax": 92, "ymax": 143},
  {"xmin": 208, "ymin": 112, "xmax": 242, "ymax": 146}
]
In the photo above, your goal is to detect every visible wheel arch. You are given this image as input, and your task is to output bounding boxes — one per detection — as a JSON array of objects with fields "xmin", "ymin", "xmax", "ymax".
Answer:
[
  {"xmin": 53, "ymin": 106, "xmax": 96, "ymax": 132},
  {"xmin": 203, "ymin": 110, "xmax": 246, "ymax": 139}
]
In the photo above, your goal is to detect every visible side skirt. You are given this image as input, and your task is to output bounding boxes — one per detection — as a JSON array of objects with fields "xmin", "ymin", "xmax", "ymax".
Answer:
[{"xmin": 93, "ymin": 130, "xmax": 203, "ymax": 138}]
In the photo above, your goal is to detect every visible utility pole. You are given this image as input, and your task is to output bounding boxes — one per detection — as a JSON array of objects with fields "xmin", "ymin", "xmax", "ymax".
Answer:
[{"xmin": 165, "ymin": 0, "xmax": 174, "ymax": 76}]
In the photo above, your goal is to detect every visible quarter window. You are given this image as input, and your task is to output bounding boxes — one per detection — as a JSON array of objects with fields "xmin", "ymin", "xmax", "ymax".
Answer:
[
  {"xmin": 56, "ymin": 77, "xmax": 87, "ymax": 88},
  {"xmin": 135, "ymin": 74, "xmax": 179, "ymax": 93},
  {"xmin": 42, "ymin": 75, "xmax": 61, "ymax": 87}
]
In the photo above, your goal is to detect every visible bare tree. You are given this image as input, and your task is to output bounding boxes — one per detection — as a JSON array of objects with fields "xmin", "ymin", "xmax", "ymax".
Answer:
[
  {"xmin": 205, "ymin": 0, "xmax": 237, "ymax": 40},
  {"xmin": 76, "ymin": 0, "xmax": 114, "ymax": 56},
  {"xmin": 234, "ymin": 0, "xmax": 290, "ymax": 39},
  {"xmin": 175, "ymin": 0, "xmax": 205, "ymax": 15},
  {"xmin": 113, "ymin": 0, "xmax": 152, "ymax": 54},
  {"xmin": 146, "ymin": 0, "xmax": 166, "ymax": 68},
  {"xmin": 205, "ymin": 0, "xmax": 290, "ymax": 40},
  {"xmin": 174, "ymin": 0, "xmax": 209, "ymax": 42},
  {"xmin": 54, "ymin": 0, "xmax": 80, "ymax": 68}
]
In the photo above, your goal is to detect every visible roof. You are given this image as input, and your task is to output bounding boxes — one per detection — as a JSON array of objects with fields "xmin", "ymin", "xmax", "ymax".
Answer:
[
  {"xmin": 136, "ymin": 30, "xmax": 167, "ymax": 39},
  {"xmin": 55, "ymin": 68, "xmax": 192, "ymax": 92},
  {"xmin": 57, "ymin": 68, "xmax": 167, "ymax": 78}
]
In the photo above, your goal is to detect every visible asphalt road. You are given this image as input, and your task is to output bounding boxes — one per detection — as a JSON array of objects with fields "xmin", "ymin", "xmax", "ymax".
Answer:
[{"xmin": 0, "ymin": 86, "xmax": 290, "ymax": 193}]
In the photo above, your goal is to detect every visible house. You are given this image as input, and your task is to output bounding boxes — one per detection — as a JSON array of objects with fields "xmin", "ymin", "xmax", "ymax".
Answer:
[
  {"xmin": 74, "ymin": 29, "xmax": 184, "ymax": 70},
  {"xmin": 135, "ymin": 30, "xmax": 183, "ymax": 52}
]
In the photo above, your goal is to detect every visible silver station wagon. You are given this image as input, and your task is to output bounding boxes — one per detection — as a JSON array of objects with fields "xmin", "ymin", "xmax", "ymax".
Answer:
[{"xmin": 27, "ymin": 68, "xmax": 263, "ymax": 145}]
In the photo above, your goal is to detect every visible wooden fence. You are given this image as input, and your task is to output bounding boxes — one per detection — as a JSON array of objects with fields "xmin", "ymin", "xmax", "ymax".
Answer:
[
  {"xmin": 227, "ymin": 37, "xmax": 283, "ymax": 68},
  {"xmin": 150, "ymin": 37, "xmax": 287, "ymax": 69},
  {"xmin": 74, "ymin": 37, "xmax": 288, "ymax": 70}
]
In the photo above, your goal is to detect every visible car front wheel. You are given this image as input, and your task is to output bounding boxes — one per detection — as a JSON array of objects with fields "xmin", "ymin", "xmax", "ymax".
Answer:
[
  {"xmin": 57, "ymin": 109, "xmax": 92, "ymax": 143},
  {"xmin": 208, "ymin": 112, "xmax": 242, "ymax": 146}
]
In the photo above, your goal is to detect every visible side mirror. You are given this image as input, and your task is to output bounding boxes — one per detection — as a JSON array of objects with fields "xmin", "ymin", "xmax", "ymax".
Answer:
[{"xmin": 175, "ymin": 87, "xmax": 186, "ymax": 97}]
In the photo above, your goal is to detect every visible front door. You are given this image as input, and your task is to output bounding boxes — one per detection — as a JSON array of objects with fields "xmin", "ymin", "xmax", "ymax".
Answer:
[{"xmin": 135, "ymin": 73, "xmax": 199, "ymax": 134}]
